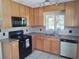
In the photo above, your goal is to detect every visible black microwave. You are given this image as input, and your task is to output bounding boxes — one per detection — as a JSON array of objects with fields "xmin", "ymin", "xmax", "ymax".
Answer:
[{"xmin": 11, "ymin": 17, "xmax": 27, "ymax": 27}]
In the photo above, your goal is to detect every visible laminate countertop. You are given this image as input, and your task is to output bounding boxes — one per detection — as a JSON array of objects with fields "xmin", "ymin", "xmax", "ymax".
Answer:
[
  {"xmin": 0, "ymin": 38, "xmax": 19, "ymax": 43},
  {"xmin": 27, "ymin": 32, "xmax": 79, "ymax": 41}
]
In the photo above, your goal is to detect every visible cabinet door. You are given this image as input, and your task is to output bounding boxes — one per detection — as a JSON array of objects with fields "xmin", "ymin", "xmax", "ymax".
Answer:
[
  {"xmin": 34, "ymin": 8, "xmax": 44, "ymax": 26},
  {"xmin": 38, "ymin": 7, "xmax": 44, "ymax": 26},
  {"xmin": 19, "ymin": 5, "xmax": 26, "ymax": 17},
  {"xmin": 0, "ymin": 42, "xmax": 3, "ymax": 59},
  {"xmin": 11, "ymin": 40, "xmax": 19, "ymax": 59},
  {"xmin": 32, "ymin": 36, "xmax": 36, "ymax": 50},
  {"xmin": 29, "ymin": 8, "xmax": 35, "ymax": 26},
  {"xmin": 36, "ymin": 37, "xmax": 44, "ymax": 50},
  {"xmin": 0, "ymin": 0, "xmax": 2, "ymax": 17},
  {"xmin": 12, "ymin": 2, "xmax": 20, "ymax": 17},
  {"xmin": 77, "ymin": 42, "xmax": 79, "ymax": 59},
  {"xmin": 2, "ymin": 0, "xmax": 12, "ymax": 28},
  {"xmin": 34, "ymin": 8, "xmax": 39, "ymax": 26},
  {"xmin": 50, "ymin": 39, "xmax": 60, "ymax": 54},
  {"xmin": 25, "ymin": 6, "xmax": 30, "ymax": 26},
  {"xmin": 75, "ymin": 1, "xmax": 79, "ymax": 26},
  {"xmin": 43, "ymin": 38, "xmax": 50, "ymax": 52},
  {"xmin": 65, "ymin": 2, "xmax": 76, "ymax": 26},
  {"xmin": 2, "ymin": 42, "xmax": 12, "ymax": 59}
]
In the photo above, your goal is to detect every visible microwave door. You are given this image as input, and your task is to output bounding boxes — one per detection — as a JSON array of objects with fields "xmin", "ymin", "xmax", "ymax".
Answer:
[{"xmin": 12, "ymin": 17, "xmax": 26, "ymax": 27}]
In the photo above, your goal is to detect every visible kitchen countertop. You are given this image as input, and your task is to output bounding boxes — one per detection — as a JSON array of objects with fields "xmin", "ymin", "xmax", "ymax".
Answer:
[
  {"xmin": 0, "ymin": 38, "xmax": 19, "ymax": 43},
  {"xmin": 27, "ymin": 32, "xmax": 79, "ymax": 41}
]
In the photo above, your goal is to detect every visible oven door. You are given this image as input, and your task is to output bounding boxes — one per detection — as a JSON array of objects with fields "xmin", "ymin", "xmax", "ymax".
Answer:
[{"xmin": 19, "ymin": 41, "xmax": 26, "ymax": 59}]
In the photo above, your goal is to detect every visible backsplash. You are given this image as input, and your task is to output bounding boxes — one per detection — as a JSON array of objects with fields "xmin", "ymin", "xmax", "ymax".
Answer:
[
  {"xmin": 0, "ymin": 26, "xmax": 55, "ymax": 40},
  {"xmin": 31, "ymin": 27, "xmax": 45, "ymax": 33},
  {"xmin": 0, "ymin": 29, "xmax": 8, "ymax": 39},
  {"xmin": 31, "ymin": 27, "xmax": 56, "ymax": 35}
]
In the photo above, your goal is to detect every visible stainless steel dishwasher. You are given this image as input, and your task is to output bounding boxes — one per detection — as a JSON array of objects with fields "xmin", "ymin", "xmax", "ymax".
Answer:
[{"xmin": 60, "ymin": 39, "xmax": 78, "ymax": 59}]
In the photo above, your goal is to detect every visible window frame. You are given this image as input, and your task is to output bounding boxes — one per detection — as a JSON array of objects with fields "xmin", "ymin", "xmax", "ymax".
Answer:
[{"xmin": 43, "ymin": 11, "xmax": 65, "ymax": 31}]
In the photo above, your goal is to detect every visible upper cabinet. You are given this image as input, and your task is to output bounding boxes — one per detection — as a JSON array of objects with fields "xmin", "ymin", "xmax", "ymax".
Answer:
[
  {"xmin": 34, "ymin": 8, "xmax": 39, "ymax": 26},
  {"xmin": 34, "ymin": 8, "xmax": 44, "ymax": 26},
  {"xmin": 34, "ymin": 1, "xmax": 79, "ymax": 27},
  {"xmin": 1, "ymin": 0, "xmax": 31, "ymax": 28},
  {"xmin": 19, "ymin": 5, "xmax": 26, "ymax": 17},
  {"xmin": 25, "ymin": 6, "xmax": 30, "ymax": 19},
  {"xmin": 29, "ymin": 8, "xmax": 35, "ymax": 26},
  {"xmin": 12, "ymin": 2, "xmax": 20, "ymax": 17},
  {"xmin": 33, "ymin": 4, "xmax": 65, "ymax": 27},
  {"xmin": 0, "ymin": 0, "xmax": 79, "ymax": 28},
  {"xmin": 1, "ymin": 0, "xmax": 12, "ymax": 28},
  {"xmin": 0, "ymin": 0, "xmax": 2, "ymax": 17},
  {"xmin": 65, "ymin": 2, "xmax": 76, "ymax": 26},
  {"xmin": 65, "ymin": 1, "xmax": 79, "ymax": 26},
  {"xmin": 75, "ymin": 1, "xmax": 79, "ymax": 26},
  {"xmin": 38, "ymin": 7, "xmax": 44, "ymax": 26},
  {"xmin": 0, "ymin": 0, "xmax": 3, "ymax": 28}
]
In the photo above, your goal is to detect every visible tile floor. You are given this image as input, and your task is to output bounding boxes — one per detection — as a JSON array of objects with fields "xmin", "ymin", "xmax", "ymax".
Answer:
[{"xmin": 25, "ymin": 50, "xmax": 66, "ymax": 59}]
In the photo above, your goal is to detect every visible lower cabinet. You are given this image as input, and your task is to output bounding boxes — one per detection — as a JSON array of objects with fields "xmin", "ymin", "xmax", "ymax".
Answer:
[
  {"xmin": 43, "ymin": 38, "xmax": 51, "ymax": 52},
  {"xmin": 11, "ymin": 40, "xmax": 19, "ymax": 59},
  {"xmin": 32, "ymin": 36, "xmax": 60, "ymax": 55},
  {"xmin": 35, "ymin": 37, "xmax": 44, "ymax": 51},
  {"xmin": 0, "ymin": 42, "xmax": 3, "ymax": 59},
  {"xmin": 50, "ymin": 38, "xmax": 60, "ymax": 54},
  {"xmin": 77, "ymin": 42, "xmax": 79, "ymax": 59},
  {"xmin": 2, "ymin": 40, "xmax": 19, "ymax": 59},
  {"xmin": 32, "ymin": 36, "xmax": 36, "ymax": 50}
]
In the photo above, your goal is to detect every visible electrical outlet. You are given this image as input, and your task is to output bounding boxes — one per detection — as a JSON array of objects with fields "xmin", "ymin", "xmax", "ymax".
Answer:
[
  {"xmin": 0, "ymin": 29, "xmax": 1, "ymax": 32},
  {"xmin": 3, "ymin": 33, "xmax": 5, "ymax": 36}
]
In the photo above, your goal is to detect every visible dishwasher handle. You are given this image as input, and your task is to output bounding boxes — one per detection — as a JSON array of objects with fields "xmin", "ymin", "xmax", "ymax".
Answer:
[{"xmin": 60, "ymin": 39, "xmax": 78, "ymax": 44}]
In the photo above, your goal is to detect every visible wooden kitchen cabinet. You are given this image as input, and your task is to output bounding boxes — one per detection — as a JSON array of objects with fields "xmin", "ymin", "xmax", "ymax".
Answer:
[
  {"xmin": 35, "ymin": 36, "xmax": 44, "ymax": 51},
  {"xmin": 0, "ymin": 42, "xmax": 3, "ymax": 59},
  {"xmin": 2, "ymin": 40, "xmax": 19, "ymax": 59},
  {"xmin": 32, "ymin": 35, "xmax": 60, "ymax": 55},
  {"xmin": 77, "ymin": 41, "xmax": 79, "ymax": 59},
  {"xmin": 50, "ymin": 38, "xmax": 60, "ymax": 55},
  {"xmin": 75, "ymin": 1, "xmax": 79, "ymax": 27},
  {"xmin": 38, "ymin": 7, "xmax": 44, "ymax": 26},
  {"xmin": 2, "ymin": 41, "xmax": 12, "ymax": 59},
  {"xmin": 25, "ymin": 6, "xmax": 30, "ymax": 26},
  {"xmin": 43, "ymin": 38, "xmax": 51, "ymax": 52},
  {"xmin": 2, "ymin": 0, "xmax": 12, "ymax": 28},
  {"xmin": 34, "ymin": 8, "xmax": 39, "ymax": 26},
  {"xmin": 32, "ymin": 36, "xmax": 36, "ymax": 50},
  {"xmin": 11, "ymin": 40, "xmax": 19, "ymax": 59},
  {"xmin": 0, "ymin": 0, "xmax": 2, "ymax": 18},
  {"xmin": 19, "ymin": 4, "xmax": 26, "ymax": 17},
  {"xmin": 34, "ymin": 8, "xmax": 44, "ymax": 26},
  {"xmin": 65, "ymin": 1, "xmax": 78, "ymax": 26},
  {"xmin": 29, "ymin": 8, "xmax": 35, "ymax": 26},
  {"xmin": 12, "ymin": 2, "xmax": 20, "ymax": 17}
]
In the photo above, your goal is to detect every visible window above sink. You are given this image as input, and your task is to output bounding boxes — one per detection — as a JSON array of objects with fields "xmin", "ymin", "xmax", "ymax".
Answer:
[{"xmin": 44, "ymin": 11, "xmax": 64, "ymax": 31}]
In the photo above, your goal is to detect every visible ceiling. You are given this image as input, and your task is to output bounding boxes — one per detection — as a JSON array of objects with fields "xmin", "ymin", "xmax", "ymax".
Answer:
[{"xmin": 13, "ymin": 0, "xmax": 74, "ymax": 8}]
